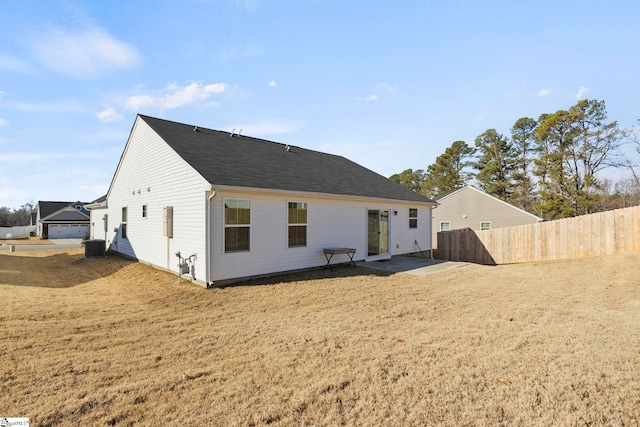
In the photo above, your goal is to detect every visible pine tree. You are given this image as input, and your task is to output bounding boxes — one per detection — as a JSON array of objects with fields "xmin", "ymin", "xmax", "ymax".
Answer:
[
  {"xmin": 510, "ymin": 117, "xmax": 537, "ymax": 212},
  {"xmin": 389, "ymin": 168, "xmax": 427, "ymax": 194},
  {"xmin": 474, "ymin": 129, "xmax": 515, "ymax": 201},
  {"xmin": 423, "ymin": 140, "xmax": 475, "ymax": 198}
]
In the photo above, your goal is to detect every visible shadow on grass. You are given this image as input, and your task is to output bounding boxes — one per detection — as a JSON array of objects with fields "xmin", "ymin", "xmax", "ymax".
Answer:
[
  {"xmin": 215, "ymin": 263, "xmax": 394, "ymax": 289},
  {"xmin": 1, "ymin": 251, "xmax": 391, "ymax": 291},
  {"xmin": 0, "ymin": 250, "xmax": 135, "ymax": 289}
]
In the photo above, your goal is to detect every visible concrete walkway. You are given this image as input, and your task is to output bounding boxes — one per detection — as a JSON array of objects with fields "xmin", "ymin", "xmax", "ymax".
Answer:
[
  {"xmin": 363, "ymin": 255, "xmax": 468, "ymax": 277},
  {"xmin": 51, "ymin": 238, "xmax": 83, "ymax": 246},
  {"xmin": 0, "ymin": 238, "xmax": 83, "ymax": 251}
]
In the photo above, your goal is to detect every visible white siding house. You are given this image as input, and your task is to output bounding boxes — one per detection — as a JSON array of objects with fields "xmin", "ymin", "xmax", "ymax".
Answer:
[{"xmin": 91, "ymin": 115, "xmax": 437, "ymax": 286}]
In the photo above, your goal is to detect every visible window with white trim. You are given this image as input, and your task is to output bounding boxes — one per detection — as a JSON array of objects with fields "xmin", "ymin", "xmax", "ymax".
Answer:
[
  {"xmin": 440, "ymin": 221, "xmax": 451, "ymax": 232},
  {"xmin": 121, "ymin": 207, "xmax": 128, "ymax": 239},
  {"xmin": 480, "ymin": 221, "xmax": 491, "ymax": 230},
  {"xmin": 409, "ymin": 208, "xmax": 418, "ymax": 229},
  {"xmin": 288, "ymin": 202, "xmax": 307, "ymax": 247},
  {"xmin": 224, "ymin": 199, "xmax": 250, "ymax": 252}
]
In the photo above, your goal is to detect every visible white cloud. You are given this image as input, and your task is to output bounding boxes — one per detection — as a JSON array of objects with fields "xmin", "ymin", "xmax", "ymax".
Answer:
[
  {"xmin": 0, "ymin": 53, "xmax": 29, "ymax": 72},
  {"xmin": 576, "ymin": 86, "xmax": 590, "ymax": 100},
  {"xmin": 268, "ymin": 80, "xmax": 277, "ymax": 87},
  {"xmin": 376, "ymin": 82, "xmax": 397, "ymax": 94},
  {"xmin": 124, "ymin": 82, "xmax": 227, "ymax": 111},
  {"xmin": 29, "ymin": 27, "xmax": 141, "ymax": 77},
  {"xmin": 538, "ymin": 88, "xmax": 552, "ymax": 97},
  {"xmin": 96, "ymin": 107, "xmax": 123, "ymax": 123},
  {"xmin": 365, "ymin": 94, "xmax": 379, "ymax": 102}
]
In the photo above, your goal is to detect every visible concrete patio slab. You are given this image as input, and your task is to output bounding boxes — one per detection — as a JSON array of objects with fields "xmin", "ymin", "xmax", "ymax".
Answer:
[{"xmin": 363, "ymin": 256, "xmax": 468, "ymax": 276}]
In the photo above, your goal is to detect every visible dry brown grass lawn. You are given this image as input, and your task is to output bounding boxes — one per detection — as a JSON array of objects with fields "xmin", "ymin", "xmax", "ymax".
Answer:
[{"xmin": 1, "ymin": 248, "xmax": 639, "ymax": 426}]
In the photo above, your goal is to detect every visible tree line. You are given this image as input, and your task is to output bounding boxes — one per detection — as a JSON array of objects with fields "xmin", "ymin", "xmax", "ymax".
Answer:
[
  {"xmin": 390, "ymin": 99, "xmax": 640, "ymax": 220},
  {"xmin": 0, "ymin": 202, "xmax": 36, "ymax": 227}
]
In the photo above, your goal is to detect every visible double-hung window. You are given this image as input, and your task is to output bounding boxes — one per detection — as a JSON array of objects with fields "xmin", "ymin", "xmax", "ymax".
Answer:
[
  {"xmin": 480, "ymin": 221, "xmax": 492, "ymax": 230},
  {"xmin": 440, "ymin": 221, "xmax": 451, "ymax": 232},
  {"xmin": 409, "ymin": 208, "xmax": 418, "ymax": 229},
  {"xmin": 224, "ymin": 199, "xmax": 251, "ymax": 252},
  {"xmin": 288, "ymin": 202, "xmax": 307, "ymax": 247},
  {"xmin": 121, "ymin": 207, "xmax": 128, "ymax": 239}
]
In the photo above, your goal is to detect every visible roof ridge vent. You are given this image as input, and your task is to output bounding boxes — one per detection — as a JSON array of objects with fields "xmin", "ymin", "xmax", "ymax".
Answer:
[
  {"xmin": 193, "ymin": 126, "xmax": 198, "ymax": 131},
  {"xmin": 230, "ymin": 128, "xmax": 236, "ymax": 137},
  {"xmin": 286, "ymin": 144, "xmax": 291, "ymax": 152}
]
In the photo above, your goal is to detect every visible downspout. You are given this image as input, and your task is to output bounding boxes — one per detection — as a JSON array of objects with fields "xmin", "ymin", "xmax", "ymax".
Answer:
[
  {"xmin": 430, "ymin": 204, "xmax": 438, "ymax": 259},
  {"xmin": 205, "ymin": 186, "xmax": 216, "ymax": 288}
]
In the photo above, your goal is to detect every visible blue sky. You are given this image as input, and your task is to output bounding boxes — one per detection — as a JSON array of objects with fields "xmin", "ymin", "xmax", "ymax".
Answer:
[{"xmin": 1, "ymin": 0, "xmax": 639, "ymax": 209}]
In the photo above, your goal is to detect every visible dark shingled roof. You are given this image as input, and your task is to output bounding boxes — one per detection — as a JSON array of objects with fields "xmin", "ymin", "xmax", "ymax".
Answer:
[
  {"xmin": 140, "ymin": 115, "xmax": 435, "ymax": 204},
  {"xmin": 38, "ymin": 201, "xmax": 76, "ymax": 218},
  {"xmin": 37, "ymin": 201, "xmax": 89, "ymax": 221},
  {"xmin": 90, "ymin": 194, "xmax": 107, "ymax": 204}
]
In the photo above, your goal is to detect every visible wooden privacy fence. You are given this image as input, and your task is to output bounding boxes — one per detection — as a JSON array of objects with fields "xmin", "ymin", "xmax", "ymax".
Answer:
[{"xmin": 437, "ymin": 205, "xmax": 640, "ymax": 264}]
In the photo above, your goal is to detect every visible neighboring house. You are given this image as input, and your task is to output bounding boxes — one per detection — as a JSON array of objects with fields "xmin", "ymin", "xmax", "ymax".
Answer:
[
  {"xmin": 432, "ymin": 186, "xmax": 542, "ymax": 248},
  {"xmin": 36, "ymin": 201, "xmax": 90, "ymax": 239},
  {"xmin": 89, "ymin": 115, "xmax": 437, "ymax": 287}
]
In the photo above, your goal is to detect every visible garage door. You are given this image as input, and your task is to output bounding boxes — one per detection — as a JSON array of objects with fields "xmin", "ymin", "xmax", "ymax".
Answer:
[{"xmin": 48, "ymin": 224, "xmax": 89, "ymax": 239}]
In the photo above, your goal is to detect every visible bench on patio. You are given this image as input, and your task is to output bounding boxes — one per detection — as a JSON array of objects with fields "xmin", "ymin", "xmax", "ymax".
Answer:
[{"xmin": 323, "ymin": 248, "xmax": 357, "ymax": 271}]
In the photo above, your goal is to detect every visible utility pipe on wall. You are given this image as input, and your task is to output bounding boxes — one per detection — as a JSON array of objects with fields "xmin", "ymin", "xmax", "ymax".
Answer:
[
  {"xmin": 205, "ymin": 186, "xmax": 217, "ymax": 288},
  {"xmin": 430, "ymin": 204, "xmax": 438, "ymax": 259}
]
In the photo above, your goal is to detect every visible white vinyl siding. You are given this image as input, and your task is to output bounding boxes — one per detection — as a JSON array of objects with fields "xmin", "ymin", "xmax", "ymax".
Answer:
[
  {"xmin": 209, "ymin": 191, "xmax": 434, "ymax": 283},
  {"xmin": 101, "ymin": 117, "xmax": 210, "ymax": 278}
]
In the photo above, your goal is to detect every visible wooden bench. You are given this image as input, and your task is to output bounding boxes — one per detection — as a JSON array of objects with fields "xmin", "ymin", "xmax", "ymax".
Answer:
[{"xmin": 323, "ymin": 248, "xmax": 357, "ymax": 271}]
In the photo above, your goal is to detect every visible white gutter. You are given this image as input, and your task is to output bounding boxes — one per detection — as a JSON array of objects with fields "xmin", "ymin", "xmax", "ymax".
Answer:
[
  {"xmin": 205, "ymin": 186, "xmax": 217, "ymax": 288},
  {"xmin": 430, "ymin": 203, "xmax": 438, "ymax": 259},
  {"xmin": 210, "ymin": 184, "xmax": 437, "ymax": 206}
]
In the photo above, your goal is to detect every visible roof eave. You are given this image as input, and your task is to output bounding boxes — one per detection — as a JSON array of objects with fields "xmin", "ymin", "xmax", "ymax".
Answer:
[
  {"xmin": 85, "ymin": 201, "xmax": 108, "ymax": 210},
  {"xmin": 209, "ymin": 184, "xmax": 438, "ymax": 206}
]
